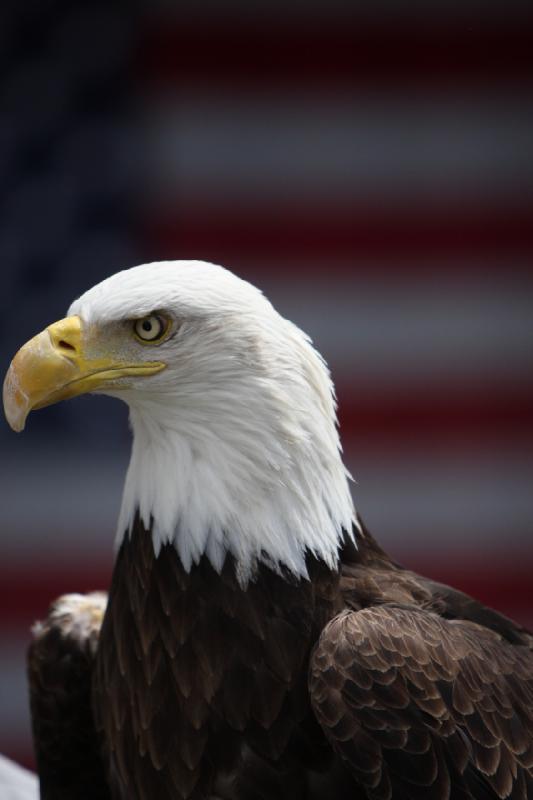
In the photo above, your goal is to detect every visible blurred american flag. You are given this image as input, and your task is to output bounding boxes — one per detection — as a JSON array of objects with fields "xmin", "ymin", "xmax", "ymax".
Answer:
[{"xmin": 1, "ymin": 0, "xmax": 532, "ymax": 769}]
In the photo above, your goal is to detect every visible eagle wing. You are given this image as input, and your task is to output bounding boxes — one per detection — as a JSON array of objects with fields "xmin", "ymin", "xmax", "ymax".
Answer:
[
  {"xmin": 27, "ymin": 592, "xmax": 112, "ymax": 799},
  {"xmin": 309, "ymin": 604, "xmax": 533, "ymax": 800}
]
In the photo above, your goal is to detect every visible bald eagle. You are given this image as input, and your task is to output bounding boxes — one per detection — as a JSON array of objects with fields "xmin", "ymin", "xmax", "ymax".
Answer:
[{"xmin": 3, "ymin": 261, "xmax": 533, "ymax": 800}]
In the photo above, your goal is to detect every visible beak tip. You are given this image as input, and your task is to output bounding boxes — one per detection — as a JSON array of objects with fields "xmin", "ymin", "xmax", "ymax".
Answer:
[
  {"xmin": 3, "ymin": 365, "xmax": 29, "ymax": 433},
  {"xmin": 8, "ymin": 418, "xmax": 26, "ymax": 434}
]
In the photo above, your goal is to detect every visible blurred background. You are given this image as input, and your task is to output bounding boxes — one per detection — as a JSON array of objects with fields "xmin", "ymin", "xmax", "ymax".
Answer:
[{"xmin": 0, "ymin": 0, "xmax": 532, "ymax": 769}]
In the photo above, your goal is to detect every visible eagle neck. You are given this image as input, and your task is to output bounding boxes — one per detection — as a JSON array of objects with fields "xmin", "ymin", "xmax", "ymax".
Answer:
[{"xmin": 115, "ymin": 391, "xmax": 355, "ymax": 585}]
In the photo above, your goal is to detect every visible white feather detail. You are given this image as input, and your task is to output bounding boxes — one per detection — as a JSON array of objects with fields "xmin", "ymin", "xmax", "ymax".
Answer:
[{"xmin": 68, "ymin": 261, "xmax": 356, "ymax": 584}]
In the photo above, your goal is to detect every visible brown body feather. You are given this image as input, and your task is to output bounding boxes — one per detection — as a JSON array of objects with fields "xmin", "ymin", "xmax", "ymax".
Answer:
[
  {"xmin": 28, "ymin": 521, "xmax": 533, "ymax": 800},
  {"xmin": 93, "ymin": 517, "xmax": 344, "ymax": 800},
  {"xmin": 27, "ymin": 593, "xmax": 111, "ymax": 800}
]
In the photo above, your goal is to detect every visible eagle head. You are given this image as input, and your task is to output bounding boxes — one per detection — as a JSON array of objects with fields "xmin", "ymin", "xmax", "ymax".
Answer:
[{"xmin": 3, "ymin": 261, "xmax": 354, "ymax": 581}]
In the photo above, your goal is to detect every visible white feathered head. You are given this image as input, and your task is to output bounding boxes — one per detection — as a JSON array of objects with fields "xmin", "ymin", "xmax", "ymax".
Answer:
[{"xmin": 4, "ymin": 261, "xmax": 354, "ymax": 581}]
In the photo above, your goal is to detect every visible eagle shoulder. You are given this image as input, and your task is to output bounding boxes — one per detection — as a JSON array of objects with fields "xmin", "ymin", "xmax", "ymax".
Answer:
[
  {"xmin": 309, "ymin": 604, "xmax": 533, "ymax": 800},
  {"xmin": 28, "ymin": 592, "xmax": 111, "ymax": 800}
]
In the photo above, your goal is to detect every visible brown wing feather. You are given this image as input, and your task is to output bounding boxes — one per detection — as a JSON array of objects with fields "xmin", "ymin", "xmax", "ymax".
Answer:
[
  {"xmin": 28, "ymin": 592, "xmax": 113, "ymax": 800},
  {"xmin": 310, "ymin": 604, "xmax": 533, "ymax": 800}
]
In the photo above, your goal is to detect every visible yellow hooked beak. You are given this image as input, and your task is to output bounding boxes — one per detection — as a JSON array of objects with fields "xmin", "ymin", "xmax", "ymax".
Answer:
[{"xmin": 3, "ymin": 316, "xmax": 166, "ymax": 432}]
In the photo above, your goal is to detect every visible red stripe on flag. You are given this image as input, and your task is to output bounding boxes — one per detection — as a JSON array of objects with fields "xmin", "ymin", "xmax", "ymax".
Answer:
[
  {"xmin": 407, "ymin": 554, "xmax": 533, "ymax": 626},
  {"xmin": 336, "ymin": 382, "xmax": 533, "ymax": 449},
  {"xmin": 137, "ymin": 19, "xmax": 533, "ymax": 90},
  {"xmin": 144, "ymin": 201, "xmax": 533, "ymax": 265},
  {"xmin": 0, "ymin": 563, "xmax": 113, "ymax": 635}
]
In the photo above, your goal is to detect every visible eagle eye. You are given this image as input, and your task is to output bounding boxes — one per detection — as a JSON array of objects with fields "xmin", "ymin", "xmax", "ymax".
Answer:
[{"xmin": 133, "ymin": 314, "xmax": 168, "ymax": 343}]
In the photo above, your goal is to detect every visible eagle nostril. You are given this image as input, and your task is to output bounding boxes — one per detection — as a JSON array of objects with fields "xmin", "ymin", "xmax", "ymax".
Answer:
[{"xmin": 58, "ymin": 339, "xmax": 76, "ymax": 352}]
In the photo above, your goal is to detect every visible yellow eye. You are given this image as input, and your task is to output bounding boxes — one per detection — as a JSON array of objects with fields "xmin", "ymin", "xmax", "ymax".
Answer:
[{"xmin": 133, "ymin": 314, "xmax": 168, "ymax": 343}]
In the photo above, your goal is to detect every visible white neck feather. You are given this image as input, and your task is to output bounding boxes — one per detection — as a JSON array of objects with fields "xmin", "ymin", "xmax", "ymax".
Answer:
[{"xmin": 116, "ymin": 318, "xmax": 355, "ymax": 585}]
